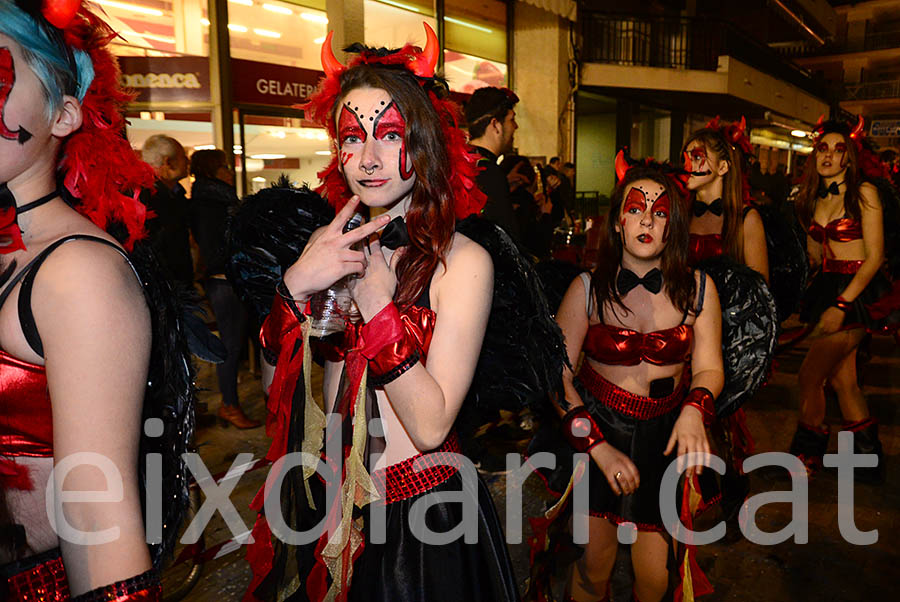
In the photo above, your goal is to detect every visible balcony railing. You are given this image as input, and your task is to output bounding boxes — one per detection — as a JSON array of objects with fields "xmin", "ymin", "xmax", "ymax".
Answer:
[
  {"xmin": 865, "ymin": 30, "xmax": 900, "ymax": 51},
  {"xmin": 844, "ymin": 79, "xmax": 900, "ymax": 101},
  {"xmin": 581, "ymin": 13, "xmax": 825, "ymax": 98},
  {"xmin": 775, "ymin": 30, "xmax": 900, "ymax": 59}
]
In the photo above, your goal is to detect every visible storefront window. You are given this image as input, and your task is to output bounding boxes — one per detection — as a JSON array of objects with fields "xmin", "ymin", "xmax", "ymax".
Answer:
[
  {"xmin": 444, "ymin": 0, "xmax": 507, "ymax": 91},
  {"xmin": 225, "ymin": 0, "xmax": 328, "ymax": 69},
  {"xmin": 101, "ymin": 0, "xmax": 208, "ymax": 57},
  {"xmin": 443, "ymin": 50, "xmax": 506, "ymax": 93},
  {"xmin": 364, "ymin": 0, "xmax": 436, "ymax": 50},
  {"xmin": 236, "ymin": 118, "xmax": 331, "ymax": 194}
]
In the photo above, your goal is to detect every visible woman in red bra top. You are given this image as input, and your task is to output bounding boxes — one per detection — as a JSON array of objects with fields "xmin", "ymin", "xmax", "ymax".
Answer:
[
  {"xmin": 0, "ymin": 1, "xmax": 165, "ymax": 599},
  {"xmin": 790, "ymin": 118, "xmax": 890, "ymax": 481},
  {"xmin": 682, "ymin": 120, "xmax": 769, "ymax": 282},
  {"xmin": 244, "ymin": 27, "xmax": 519, "ymax": 602},
  {"xmin": 554, "ymin": 164, "xmax": 724, "ymax": 602}
]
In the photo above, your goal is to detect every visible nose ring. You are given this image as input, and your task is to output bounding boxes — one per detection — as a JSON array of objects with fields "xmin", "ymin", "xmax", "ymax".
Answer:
[{"xmin": 362, "ymin": 166, "xmax": 376, "ymax": 175}]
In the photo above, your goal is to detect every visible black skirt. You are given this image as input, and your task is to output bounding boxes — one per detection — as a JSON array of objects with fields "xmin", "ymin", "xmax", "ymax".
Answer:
[
  {"xmin": 350, "ymin": 471, "xmax": 520, "ymax": 602},
  {"xmin": 800, "ymin": 268, "xmax": 893, "ymax": 332},
  {"xmin": 575, "ymin": 368, "xmax": 683, "ymax": 532}
]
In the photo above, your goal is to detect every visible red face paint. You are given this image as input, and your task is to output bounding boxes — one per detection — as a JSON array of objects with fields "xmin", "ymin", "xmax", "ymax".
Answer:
[
  {"xmin": 374, "ymin": 102, "xmax": 413, "ymax": 180},
  {"xmin": 690, "ymin": 146, "xmax": 708, "ymax": 169},
  {"xmin": 622, "ymin": 187, "xmax": 647, "ymax": 215},
  {"xmin": 337, "ymin": 104, "xmax": 366, "ymax": 147},
  {"xmin": 340, "ymin": 151, "xmax": 353, "ymax": 166},
  {"xmin": 0, "ymin": 48, "xmax": 33, "ymax": 145},
  {"xmin": 652, "ymin": 192, "xmax": 671, "ymax": 241}
]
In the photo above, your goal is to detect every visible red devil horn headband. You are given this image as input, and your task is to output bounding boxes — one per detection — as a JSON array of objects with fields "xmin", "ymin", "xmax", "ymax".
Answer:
[
  {"xmin": 320, "ymin": 30, "xmax": 345, "ymax": 78},
  {"xmin": 615, "ymin": 150, "xmax": 629, "ymax": 182},
  {"xmin": 320, "ymin": 22, "xmax": 439, "ymax": 78},
  {"xmin": 413, "ymin": 23, "xmax": 440, "ymax": 78},
  {"xmin": 850, "ymin": 115, "xmax": 865, "ymax": 139},
  {"xmin": 42, "ymin": 0, "xmax": 80, "ymax": 29}
]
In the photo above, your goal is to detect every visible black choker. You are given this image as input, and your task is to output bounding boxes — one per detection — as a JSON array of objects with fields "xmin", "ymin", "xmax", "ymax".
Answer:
[{"xmin": 17, "ymin": 189, "xmax": 60, "ymax": 214}]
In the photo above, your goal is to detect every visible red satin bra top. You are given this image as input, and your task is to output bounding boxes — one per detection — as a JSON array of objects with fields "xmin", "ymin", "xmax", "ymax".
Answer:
[
  {"xmin": 582, "ymin": 322, "xmax": 693, "ymax": 366},
  {"xmin": 688, "ymin": 233, "xmax": 723, "ymax": 265},
  {"xmin": 808, "ymin": 217, "xmax": 863, "ymax": 244},
  {"xmin": 0, "ymin": 349, "xmax": 52, "ymax": 457}
]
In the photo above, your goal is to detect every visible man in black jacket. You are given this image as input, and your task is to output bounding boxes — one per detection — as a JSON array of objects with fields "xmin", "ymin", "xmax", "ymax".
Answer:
[
  {"xmin": 141, "ymin": 134, "xmax": 194, "ymax": 287},
  {"xmin": 465, "ymin": 87, "xmax": 523, "ymax": 241}
]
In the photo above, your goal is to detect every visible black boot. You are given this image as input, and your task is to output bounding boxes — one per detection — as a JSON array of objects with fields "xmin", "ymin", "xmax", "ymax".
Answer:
[
  {"xmin": 842, "ymin": 418, "xmax": 885, "ymax": 484},
  {"xmin": 789, "ymin": 422, "xmax": 830, "ymax": 475}
]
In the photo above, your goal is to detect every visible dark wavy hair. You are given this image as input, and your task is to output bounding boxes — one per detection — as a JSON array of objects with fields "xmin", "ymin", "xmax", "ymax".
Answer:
[
  {"xmin": 591, "ymin": 167, "xmax": 696, "ymax": 317},
  {"xmin": 333, "ymin": 64, "xmax": 455, "ymax": 309},
  {"xmin": 796, "ymin": 121, "xmax": 861, "ymax": 229},
  {"xmin": 682, "ymin": 128, "xmax": 745, "ymax": 262},
  {"xmin": 189, "ymin": 148, "xmax": 229, "ymax": 180}
]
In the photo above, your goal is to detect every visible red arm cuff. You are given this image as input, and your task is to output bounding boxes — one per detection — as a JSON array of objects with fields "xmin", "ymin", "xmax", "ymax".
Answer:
[
  {"xmin": 562, "ymin": 406, "xmax": 605, "ymax": 453},
  {"xmin": 259, "ymin": 281, "xmax": 307, "ymax": 362},
  {"xmin": 359, "ymin": 302, "xmax": 420, "ymax": 386},
  {"xmin": 682, "ymin": 387, "xmax": 716, "ymax": 426}
]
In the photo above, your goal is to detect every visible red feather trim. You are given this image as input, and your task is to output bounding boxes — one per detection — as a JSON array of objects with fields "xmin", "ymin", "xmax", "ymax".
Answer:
[
  {"xmin": 56, "ymin": 6, "xmax": 156, "ymax": 250},
  {"xmin": 302, "ymin": 45, "xmax": 484, "ymax": 218},
  {"xmin": 0, "ymin": 457, "xmax": 33, "ymax": 490}
]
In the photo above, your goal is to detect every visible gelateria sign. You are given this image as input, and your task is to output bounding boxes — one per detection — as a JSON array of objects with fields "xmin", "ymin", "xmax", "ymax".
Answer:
[
  {"xmin": 871, "ymin": 120, "xmax": 900, "ymax": 138},
  {"xmin": 118, "ymin": 55, "xmax": 323, "ymax": 107}
]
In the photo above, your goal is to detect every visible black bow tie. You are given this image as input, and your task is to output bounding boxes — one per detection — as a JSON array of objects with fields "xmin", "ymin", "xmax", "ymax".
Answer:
[
  {"xmin": 693, "ymin": 198, "xmax": 723, "ymax": 217},
  {"xmin": 379, "ymin": 215, "xmax": 409, "ymax": 250},
  {"xmin": 818, "ymin": 181, "xmax": 843, "ymax": 198},
  {"xmin": 616, "ymin": 268, "xmax": 663, "ymax": 295}
]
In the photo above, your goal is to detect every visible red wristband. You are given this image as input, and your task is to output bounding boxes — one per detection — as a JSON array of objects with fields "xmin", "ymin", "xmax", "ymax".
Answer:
[
  {"xmin": 359, "ymin": 302, "xmax": 420, "ymax": 385},
  {"xmin": 834, "ymin": 295, "xmax": 852, "ymax": 312},
  {"xmin": 682, "ymin": 387, "xmax": 715, "ymax": 426},
  {"xmin": 260, "ymin": 282, "xmax": 308, "ymax": 361},
  {"xmin": 562, "ymin": 406, "xmax": 605, "ymax": 453}
]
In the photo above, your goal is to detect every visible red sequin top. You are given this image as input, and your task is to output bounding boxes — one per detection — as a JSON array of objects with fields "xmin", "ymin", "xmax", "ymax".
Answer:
[
  {"xmin": 688, "ymin": 233, "xmax": 724, "ymax": 265},
  {"xmin": 582, "ymin": 323, "xmax": 693, "ymax": 366},
  {"xmin": 0, "ymin": 349, "xmax": 52, "ymax": 457},
  {"xmin": 807, "ymin": 217, "xmax": 863, "ymax": 244}
]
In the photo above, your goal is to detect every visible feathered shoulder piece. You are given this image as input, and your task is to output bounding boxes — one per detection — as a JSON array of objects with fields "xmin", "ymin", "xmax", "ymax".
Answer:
[
  {"xmin": 302, "ymin": 23, "xmax": 486, "ymax": 220},
  {"xmin": 21, "ymin": 0, "xmax": 155, "ymax": 250}
]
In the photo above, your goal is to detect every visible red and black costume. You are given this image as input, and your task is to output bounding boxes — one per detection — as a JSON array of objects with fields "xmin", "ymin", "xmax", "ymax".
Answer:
[
  {"xmin": 1, "ymin": 2, "xmax": 195, "ymax": 600},
  {"xmin": 243, "ymin": 25, "xmax": 520, "ymax": 602},
  {"xmin": 0, "ymin": 237, "xmax": 163, "ymax": 601},
  {"xmin": 574, "ymin": 273, "xmax": 704, "ymax": 531},
  {"xmin": 800, "ymin": 213, "xmax": 893, "ymax": 332},
  {"xmin": 247, "ymin": 283, "xmax": 518, "ymax": 602}
]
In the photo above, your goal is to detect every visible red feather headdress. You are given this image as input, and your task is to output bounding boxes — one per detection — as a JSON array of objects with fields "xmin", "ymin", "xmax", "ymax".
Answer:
[
  {"xmin": 301, "ymin": 23, "xmax": 486, "ymax": 220},
  {"xmin": 20, "ymin": 0, "xmax": 155, "ymax": 250}
]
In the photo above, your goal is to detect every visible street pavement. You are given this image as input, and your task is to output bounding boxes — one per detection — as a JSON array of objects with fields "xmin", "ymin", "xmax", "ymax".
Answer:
[{"xmin": 167, "ymin": 331, "xmax": 899, "ymax": 602}]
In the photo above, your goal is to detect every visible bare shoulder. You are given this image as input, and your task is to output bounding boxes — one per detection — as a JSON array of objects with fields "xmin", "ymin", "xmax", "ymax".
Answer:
[
  {"xmin": 445, "ymin": 232, "xmax": 493, "ymax": 277},
  {"xmin": 694, "ymin": 269, "xmax": 719, "ymax": 306},
  {"xmin": 742, "ymin": 206, "xmax": 764, "ymax": 230},
  {"xmin": 31, "ymin": 239, "xmax": 146, "ymax": 319},
  {"xmin": 858, "ymin": 182, "xmax": 882, "ymax": 211}
]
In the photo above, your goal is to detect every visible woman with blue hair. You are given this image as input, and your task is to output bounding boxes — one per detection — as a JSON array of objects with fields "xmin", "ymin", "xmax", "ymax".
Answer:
[{"xmin": 0, "ymin": 2, "xmax": 188, "ymax": 600}]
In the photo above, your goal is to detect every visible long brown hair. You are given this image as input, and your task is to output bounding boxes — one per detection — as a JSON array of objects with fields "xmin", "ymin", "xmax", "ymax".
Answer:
[
  {"xmin": 796, "ymin": 123, "xmax": 861, "ymax": 229},
  {"xmin": 333, "ymin": 66, "xmax": 456, "ymax": 309},
  {"xmin": 591, "ymin": 167, "xmax": 696, "ymax": 317},
  {"xmin": 682, "ymin": 128, "xmax": 745, "ymax": 262}
]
